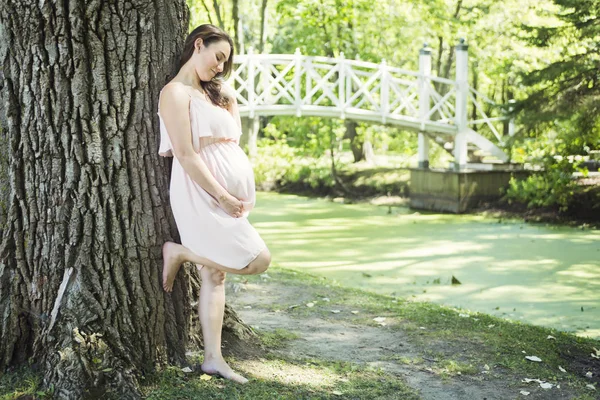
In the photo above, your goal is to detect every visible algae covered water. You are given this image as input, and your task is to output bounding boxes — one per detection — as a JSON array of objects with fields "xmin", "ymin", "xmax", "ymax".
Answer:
[{"xmin": 250, "ymin": 192, "xmax": 600, "ymax": 338}]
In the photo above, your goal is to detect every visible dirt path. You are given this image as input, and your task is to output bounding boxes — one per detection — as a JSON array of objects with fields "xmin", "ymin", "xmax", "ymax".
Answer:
[{"xmin": 226, "ymin": 275, "xmax": 586, "ymax": 400}]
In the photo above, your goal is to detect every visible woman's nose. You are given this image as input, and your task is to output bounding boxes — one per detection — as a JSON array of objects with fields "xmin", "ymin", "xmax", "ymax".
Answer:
[{"xmin": 216, "ymin": 63, "xmax": 224, "ymax": 72}]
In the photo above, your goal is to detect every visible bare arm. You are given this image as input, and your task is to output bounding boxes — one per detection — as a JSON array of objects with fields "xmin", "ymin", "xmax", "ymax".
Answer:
[{"xmin": 160, "ymin": 83, "xmax": 243, "ymax": 216}]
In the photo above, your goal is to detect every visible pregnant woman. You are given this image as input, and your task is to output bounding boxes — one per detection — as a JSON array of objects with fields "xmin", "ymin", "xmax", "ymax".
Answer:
[{"xmin": 158, "ymin": 24, "xmax": 271, "ymax": 384}]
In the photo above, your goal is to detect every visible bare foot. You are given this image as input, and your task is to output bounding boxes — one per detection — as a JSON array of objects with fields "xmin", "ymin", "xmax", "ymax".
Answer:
[
  {"xmin": 162, "ymin": 242, "xmax": 183, "ymax": 292},
  {"xmin": 201, "ymin": 357, "xmax": 248, "ymax": 384}
]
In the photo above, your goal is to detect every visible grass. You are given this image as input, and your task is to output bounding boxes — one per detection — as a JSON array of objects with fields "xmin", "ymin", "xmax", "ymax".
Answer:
[
  {"xmin": 0, "ymin": 368, "xmax": 49, "ymax": 399},
  {"xmin": 238, "ymin": 268, "xmax": 600, "ymax": 395},
  {"xmin": 141, "ymin": 358, "xmax": 419, "ymax": 400},
  {"xmin": 2, "ymin": 266, "xmax": 599, "ymax": 399},
  {"xmin": 258, "ymin": 328, "xmax": 301, "ymax": 349}
]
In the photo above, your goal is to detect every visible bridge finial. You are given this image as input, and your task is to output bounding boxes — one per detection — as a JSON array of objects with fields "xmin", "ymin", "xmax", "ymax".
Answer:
[
  {"xmin": 456, "ymin": 38, "xmax": 468, "ymax": 51},
  {"xmin": 420, "ymin": 43, "xmax": 431, "ymax": 55},
  {"xmin": 295, "ymin": 48, "xmax": 301, "ymax": 55}
]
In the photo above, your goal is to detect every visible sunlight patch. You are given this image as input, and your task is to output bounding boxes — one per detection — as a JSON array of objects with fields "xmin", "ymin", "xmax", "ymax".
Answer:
[{"xmin": 237, "ymin": 360, "xmax": 340, "ymax": 388}]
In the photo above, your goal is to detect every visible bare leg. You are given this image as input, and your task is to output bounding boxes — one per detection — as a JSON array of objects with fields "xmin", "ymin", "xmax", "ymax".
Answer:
[
  {"xmin": 198, "ymin": 265, "xmax": 248, "ymax": 384},
  {"xmin": 162, "ymin": 241, "xmax": 271, "ymax": 292}
]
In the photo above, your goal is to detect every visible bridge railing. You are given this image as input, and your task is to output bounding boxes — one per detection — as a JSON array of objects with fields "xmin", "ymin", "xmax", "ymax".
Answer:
[{"xmin": 228, "ymin": 42, "xmax": 510, "ymax": 166}]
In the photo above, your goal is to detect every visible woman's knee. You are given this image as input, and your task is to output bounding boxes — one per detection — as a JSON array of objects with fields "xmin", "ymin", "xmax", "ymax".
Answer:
[
  {"xmin": 200, "ymin": 266, "xmax": 226, "ymax": 285},
  {"xmin": 249, "ymin": 249, "xmax": 271, "ymax": 275}
]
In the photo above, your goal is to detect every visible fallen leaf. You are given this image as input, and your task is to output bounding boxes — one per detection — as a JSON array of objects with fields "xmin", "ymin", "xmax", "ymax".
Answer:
[
  {"xmin": 306, "ymin": 303, "xmax": 315, "ymax": 308},
  {"xmin": 520, "ymin": 391, "xmax": 530, "ymax": 396},
  {"xmin": 525, "ymin": 356, "xmax": 542, "ymax": 362},
  {"xmin": 331, "ymin": 310, "xmax": 341, "ymax": 314},
  {"xmin": 243, "ymin": 306, "xmax": 252, "ymax": 309},
  {"xmin": 559, "ymin": 366, "xmax": 566, "ymax": 373},
  {"xmin": 459, "ymin": 313, "xmax": 470, "ymax": 318},
  {"xmin": 540, "ymin": 382, "xmax": 552, "ymax": 389},
  {"xmin": 200, "ymin": 374, "xmax": 212, "ymax": 381},
  {"xmin": 547, "ymin": 335, "xmax": 556, "ymax": 340},
  {"xmin": 522, "ymin": 378, "xmax": 543, "ymax": 384},
  {"xmin": 419, "ymin": 326, "xmax": 426, "ymax": 330},
  {"xmin": 483, "ymin": 364, "xmax": 490, "ymax": 371},
  {"xmin": 586, "ymin": 371, "xmax": 593, "ymax": 378},
  {"xmin": 332, "ymin": 391, "xmax": 343, "ymax": 396},
  {"xmin": 488, "ymin": 324, "xmax": 495, "ymax": 328},
  {"xmin": 586, "ymin": 384, "xmax": 596, "ymax": 390},
  {"xmin": 181, "ymin": 367, "xmax": 192, "ymax": 373},
  {"xmin": 288, "ymin": 304, "xmax": 300, "ymax": 309},
  {"xmin": 373, "ymin": 317, "xmax": 386, "ymax": 323},
  {"xmin": 322, "ymin": 297, "xmax": 330, "ymax": 302},
  {"xmin": 351, "ymin": 310, "xmax": 359, "ymax": 314},
  {"xmin": 451, "ymin": 275, "xmax": 462, "ymax": 285}
]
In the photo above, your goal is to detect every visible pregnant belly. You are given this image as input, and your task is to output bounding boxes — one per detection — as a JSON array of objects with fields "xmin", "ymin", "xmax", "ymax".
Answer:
[{"xmin": 199, "ymin": 141, "xmax": 256, "ymax": 210}]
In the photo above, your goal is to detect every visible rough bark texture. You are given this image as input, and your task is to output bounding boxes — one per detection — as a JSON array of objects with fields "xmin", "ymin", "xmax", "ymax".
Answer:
[{"xmin": 0, "ymin": 1, "xmax": 253, "ymax": 398}]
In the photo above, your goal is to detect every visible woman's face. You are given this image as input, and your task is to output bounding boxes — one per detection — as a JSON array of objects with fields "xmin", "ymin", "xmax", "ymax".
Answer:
[{"xmin": 194, "ymin": 39, "xmax": 231, "ymax": 82}]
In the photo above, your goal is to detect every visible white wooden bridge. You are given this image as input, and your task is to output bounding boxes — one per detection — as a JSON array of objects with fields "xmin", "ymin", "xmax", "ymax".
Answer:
[{"xmin": 228, "ymin": 40, "xmax": 514, "ymax": 169}]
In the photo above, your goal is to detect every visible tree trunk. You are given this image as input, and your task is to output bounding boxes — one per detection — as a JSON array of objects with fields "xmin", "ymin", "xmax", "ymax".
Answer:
[
  {"xmin": 471, "ymin": 61, "xmax": 478, "ymax": 131},
  {"xmin": 0, "ymin": 1, "xmax": 251, "ymax": 398},
  {"xmin": 258, "ymin": 0, "xmax": 269, "ymax": 53},
  {"xmin": 232, "ymin": 0, "xmax": 245, "ymax": 55},
  {"xmin": 200, "ymin": 0, "xmax": 215, "ymax": 25},
  {"xmin": 212, "ymin": 0, "xmax": 225, "ymax": 30},
  {"xmin": 344, "ymin": 120, "xmax": 364, "ymax": 162}
]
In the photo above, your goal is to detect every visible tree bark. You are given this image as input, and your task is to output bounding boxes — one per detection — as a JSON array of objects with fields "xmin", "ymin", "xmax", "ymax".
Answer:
[
  {"xmin": 200, "ymin": 0, "xmax": 215, "ymax": 25},
  {"xmin": 232, "ymin": 0, "xmax": 244, "ymax": 55},
  {"xmin": 258, "ymin": 0, "xmax": 268, "ymax": 54},
  {"xmin": 471, "ymin": 61, "xmax": 478, "ymax": 131},
  {"xmin": 0, "ymin": 1, "xmax": 251, "ymax": 398},
  {"xmin": 212, "ymin": 0, "xmax": 225, "ymax": 30},
  {"xmin": 344, "ymin": 120, "xmax": 364, "ymax": 163}
]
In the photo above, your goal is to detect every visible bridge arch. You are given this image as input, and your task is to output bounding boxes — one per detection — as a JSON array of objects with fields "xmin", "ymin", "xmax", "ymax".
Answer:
[{"xmin": 227, "ymin": 41, "xmax": 513, "ymax": 167}]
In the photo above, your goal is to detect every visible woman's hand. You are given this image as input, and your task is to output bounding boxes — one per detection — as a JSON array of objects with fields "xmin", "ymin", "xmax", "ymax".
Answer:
[{"xmin": 218, "ymin": 192, "xmax": 244, "ymax": 218}]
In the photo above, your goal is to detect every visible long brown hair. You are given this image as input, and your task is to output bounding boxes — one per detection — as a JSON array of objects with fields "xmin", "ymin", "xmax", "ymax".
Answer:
[{"xmin": 180, "ymin": 24, "xmax": 234, "ymax": 108}]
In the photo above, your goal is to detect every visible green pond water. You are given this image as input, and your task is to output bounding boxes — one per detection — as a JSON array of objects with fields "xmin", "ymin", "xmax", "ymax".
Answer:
[{"xmin": 249, "ymin": 192, "xmax": 600, "ymax": 339}]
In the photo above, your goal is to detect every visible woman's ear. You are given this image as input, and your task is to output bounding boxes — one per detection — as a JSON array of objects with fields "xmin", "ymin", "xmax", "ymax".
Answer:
[{"xmin": 195, "ymin": 38, "xmax": 203, "ymax": 52}]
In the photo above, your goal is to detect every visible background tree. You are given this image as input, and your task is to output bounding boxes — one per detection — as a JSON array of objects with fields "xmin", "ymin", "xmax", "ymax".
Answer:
[{"xmin": 0, "ymin": 1, "xmax": 251, "ymax": 398}]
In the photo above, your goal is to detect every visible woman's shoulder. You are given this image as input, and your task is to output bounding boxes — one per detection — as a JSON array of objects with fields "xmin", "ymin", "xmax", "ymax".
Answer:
[
  {"xmin": 159, "ymin": 82, "xmax": 191, "ymax": 112},
  {"xmin": 161, "ymin": 81, "xmax": 191, "ymax": 99}
]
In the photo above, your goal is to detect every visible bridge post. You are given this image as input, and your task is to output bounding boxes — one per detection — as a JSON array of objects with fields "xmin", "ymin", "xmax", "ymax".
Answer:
[
  {"xmin": 418, "ymin": 43, "xmax": 432, "ymax": 169},
  {"xmin": 246, "ymin": 47, "xmax": 258, "ymax": 158},
  {"xmin": 453, "ymin": 38, "xmax": 469, "ymax": 170},
  {"xmin": 294, "ymin": 48, "xmax": 302, "ymax": 117},
  {"xmin": 508, "ymin": 99, "xmax": 516, "ymax": 137}
]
